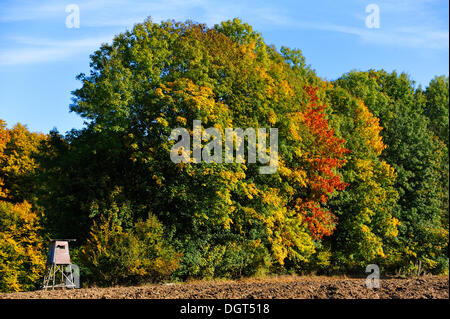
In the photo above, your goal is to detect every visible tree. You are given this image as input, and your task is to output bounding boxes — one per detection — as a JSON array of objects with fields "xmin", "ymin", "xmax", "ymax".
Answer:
[
  {"xmin": 0, "ymin": 120, "xmax": 9, "ymax": 199},
  {"xmin": 424, "ymin": 76, "xmax": 449, "ymax": 146},
  {"xmin": 41, "ymin": 18, "xmax": 349, "ymax": 278},
  {"xmin": 0, "ymin": 119, "xmax": 47, "ymax": 292},
  {"xmin": 335, "ymin": 70, "xmax": 448, "ymax": 274},
  {"xmin": 0, "ymin": 201, "xmax": 46, "ymax": 292},
  {"xmin": 0, "ymin": 122, "xmax": 46, "ymax": 203},
  {"xmin": 423, "ymin": 76, "xmax": 449, "ymax": 253},
  {"xmin": 324, "ymin": 85, "xmax": 400, "ymax": 272}
]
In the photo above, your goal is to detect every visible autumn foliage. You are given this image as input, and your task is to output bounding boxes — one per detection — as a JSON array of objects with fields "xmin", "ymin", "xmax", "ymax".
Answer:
[
  {"xmin": 0, "ymin": 121, "xmax": 46, "ymax": 292},
  {"xmin": 297, "ymin": 86, "xmax": 349, "ymax": 240},
  {"xmin": 0, "ymin": 18, "xmax": 448, "ymax": 291}
]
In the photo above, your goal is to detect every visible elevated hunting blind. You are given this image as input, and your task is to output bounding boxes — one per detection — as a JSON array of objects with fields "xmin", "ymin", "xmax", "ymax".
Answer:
[
  {"xmin": 48, "ymin": 240, "xmax": 71, "ymax": 264},
  {"xmin": 42, "ymin": 239, "xmax": 77, "ymax": 290}
]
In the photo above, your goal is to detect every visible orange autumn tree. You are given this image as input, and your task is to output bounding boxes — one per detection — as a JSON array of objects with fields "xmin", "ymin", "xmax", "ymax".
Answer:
[
  {"xmin": 295, "ymin": 86, "xmax": 349, "ymax": 240},
  {"xmin": 0, "ymin": 120, "xmax": 9, "ymax": 199},
  {"xmin": 0, "ymin": 119, "xmax": 46, "ymax": 292}
]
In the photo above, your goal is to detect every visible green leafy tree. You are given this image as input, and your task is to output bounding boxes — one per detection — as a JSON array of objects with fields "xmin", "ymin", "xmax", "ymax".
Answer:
[
  {"xmin": 335, "ymin": 70, "xmax": 448, "ymax": 274},
  {"xmin": 324, "ymin": 85, "xmax": 399, "ymax": 272},
  {"xmin": 36, "ymin": 128, "xmax": 135, "ymax": 240},
  {"xmin": 424, "ymin": 76, "xmax": 449, "ymax": 145},
  {"xmin": 423, "ymin": 76, "xmax": 449, "ymax": 253}
]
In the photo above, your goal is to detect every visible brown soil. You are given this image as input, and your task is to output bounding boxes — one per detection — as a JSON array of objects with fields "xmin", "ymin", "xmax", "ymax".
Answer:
[{"xmin": 1, "ymin": 275, "xmax": 448, "ymax": 299}]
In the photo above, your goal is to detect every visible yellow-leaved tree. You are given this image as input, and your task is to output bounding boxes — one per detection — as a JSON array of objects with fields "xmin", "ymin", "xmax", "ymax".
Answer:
[{"xmin": 0, "ymin": 119, "xmax": 46, "ymax": 292}]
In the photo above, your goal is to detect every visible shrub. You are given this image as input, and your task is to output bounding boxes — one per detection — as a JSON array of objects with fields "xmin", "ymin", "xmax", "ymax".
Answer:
[{"xmin": 80, "ymin": 213, "xmax": 181, "ymax": 286}]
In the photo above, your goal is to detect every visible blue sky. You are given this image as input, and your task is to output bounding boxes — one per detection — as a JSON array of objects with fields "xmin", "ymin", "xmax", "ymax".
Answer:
[{"xmin": 0, "ymin": 0, "xmax": 448, "ymax": 134}]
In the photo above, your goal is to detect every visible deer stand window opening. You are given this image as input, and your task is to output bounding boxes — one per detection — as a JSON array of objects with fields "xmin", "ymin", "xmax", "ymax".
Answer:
[{"xmin": 42, "ymin": 239, "xmax": 77, "ymax": 290}]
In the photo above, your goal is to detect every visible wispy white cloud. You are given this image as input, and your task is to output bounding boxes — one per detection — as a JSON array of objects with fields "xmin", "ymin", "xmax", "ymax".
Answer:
[
  {"xmin": 0, "ymin": 0, "xmax": 218, "ymax": 24},
  {"xmin": 0, "ymin": 0, "xmax": 447, "ymax": 66},
  {"xmin": 0, "ymin": 36, "xmax": 112, "ymax": 65},
  {"xmin": 0, "ymin": 0, "xmax": 287, "ymax": 27},
  {"xmin": 300, "ymin": 22, "xmax": 449, "ymax": 50},
  {"xmin": 249, "ymin": 0, "xmax": 449, "ymax": 50},
  {"xmin": 0, "ymin": 0, "xmax": 64, "ymax": 22},
  {"xmin": 0, "ymin": 0, "xmax": 282, "ymax": 66}
]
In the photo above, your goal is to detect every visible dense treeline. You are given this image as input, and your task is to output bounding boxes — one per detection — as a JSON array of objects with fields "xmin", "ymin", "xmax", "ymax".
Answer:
[{"xmin": 0, "ymin": 18, "xmax": 448, "ymax": 292}]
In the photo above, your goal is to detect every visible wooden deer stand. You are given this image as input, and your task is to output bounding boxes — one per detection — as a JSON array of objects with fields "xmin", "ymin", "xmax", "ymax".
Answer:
[{"xmin": 42, "ymin": 239, "xmax": 76, "ymax": 290}]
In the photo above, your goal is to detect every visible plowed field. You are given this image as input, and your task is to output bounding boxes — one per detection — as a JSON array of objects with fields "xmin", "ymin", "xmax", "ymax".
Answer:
[{"xmin": 1, "ymin": 275, "xmax": 448, "ymax": 299}]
